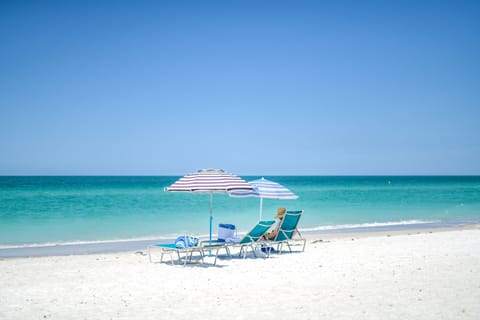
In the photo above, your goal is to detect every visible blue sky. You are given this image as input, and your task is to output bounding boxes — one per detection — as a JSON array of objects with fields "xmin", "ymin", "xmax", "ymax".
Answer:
[{"xmin": 1, "ymin": 0, "xmax": 479, "ymax": 175}]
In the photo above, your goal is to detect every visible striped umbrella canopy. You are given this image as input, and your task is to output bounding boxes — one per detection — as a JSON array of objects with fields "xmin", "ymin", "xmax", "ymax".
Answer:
[
  {"xmin": 229, "ymin": 177, "xmax": 298, "ymax": 220},
  {"xmin": 165, "ymin": 169, "xmax": 253, "ymax": 243}
]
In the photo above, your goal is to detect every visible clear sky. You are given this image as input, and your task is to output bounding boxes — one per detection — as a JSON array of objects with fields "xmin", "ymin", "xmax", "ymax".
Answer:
[{"xmin": 1, "ymin": 0, "xmax": 479, "ymax": 175}]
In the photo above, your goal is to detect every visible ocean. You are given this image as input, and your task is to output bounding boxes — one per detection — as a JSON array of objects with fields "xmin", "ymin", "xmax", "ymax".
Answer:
[{"xmin": 1, "ymin": 176, "xmax": 480, "ymax": 251}]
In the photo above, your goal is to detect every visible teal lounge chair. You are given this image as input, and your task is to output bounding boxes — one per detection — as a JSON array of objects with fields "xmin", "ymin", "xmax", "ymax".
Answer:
[
  {"xmin": 267, "ymin": 210, "xmax": 306, "ymax": 255},
  {"xmin": 148, "ymin": 239, "xmax": 205, "ymax": 267},
  {"xmin": 203, "ymin": 220, "xmax": 275, "ymax": 265}
]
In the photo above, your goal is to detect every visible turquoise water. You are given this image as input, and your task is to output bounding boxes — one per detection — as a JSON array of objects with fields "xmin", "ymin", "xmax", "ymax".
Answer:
[{"xmin": 1, "ymin": 176, "xmax": 480, "ymax": 247}]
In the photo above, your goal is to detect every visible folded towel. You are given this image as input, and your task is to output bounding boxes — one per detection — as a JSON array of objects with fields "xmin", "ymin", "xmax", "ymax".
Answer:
[
  {"xmin": 175, "ymin": 235, "xmax": 199, "ymax": 249},
  {"xmin": 224, "ymin": 237, "xmax": 241, "ymax": 243}
]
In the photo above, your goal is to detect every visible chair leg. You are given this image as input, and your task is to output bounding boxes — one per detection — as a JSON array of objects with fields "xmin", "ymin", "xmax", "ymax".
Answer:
[
  {"xmin": 214, "ymin": 248, "xmax": 219, "ymax": 266},
  {"xmin": 242, "ymin": 246, "xmax": 248, "ymax": 259},
  {"xmin": 214, "ymin": 246, "xmax": 224, "ymax": 266},
  {"xmin": 250, "ymin": 244, "xmax": 256, "ymax": 258},
  {"xmin": 278, "ymin": 242, "xmax": 284, "ymax": 254},
  {"xmin": 214, "ymin": 246, "xmax": 231, "ymax": 266},
  {"xmin": 286, "ymin": 241, "xmax": 292, "ymax": 252},
  {"xmin": 169, "ymin": 252, "xmax": 175, "ymax": 265},
  {"xmin": 266, "ymin": 245, "xmax": 272, "ymax": 258},
  {"xmin": 183, "ymin": 252, "xmax": 188, "ymax": 267}
]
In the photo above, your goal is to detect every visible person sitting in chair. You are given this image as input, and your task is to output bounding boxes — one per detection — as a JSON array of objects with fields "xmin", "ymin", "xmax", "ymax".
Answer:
[{"xmin": 260, "ymin": 207, "xmax": 286, "ymax": 241}]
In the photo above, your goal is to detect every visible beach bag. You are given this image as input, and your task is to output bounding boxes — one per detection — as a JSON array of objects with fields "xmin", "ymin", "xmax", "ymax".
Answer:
[
  {"xmin": 175, "ymin": 235, "xmax": 199, "ymax": 249},
  {"xmin": 261, "ymin": 245, "xmax": 276, "ymax": 254},
  {"xmin": 218, "ymin": 223, "xmax": 236, "ymax": 241}
]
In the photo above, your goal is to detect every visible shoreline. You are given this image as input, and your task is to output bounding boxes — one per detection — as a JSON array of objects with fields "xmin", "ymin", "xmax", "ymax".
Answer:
[{"xmin": 2, "ymin": 221, "xmax": 479, "ymax": 259}]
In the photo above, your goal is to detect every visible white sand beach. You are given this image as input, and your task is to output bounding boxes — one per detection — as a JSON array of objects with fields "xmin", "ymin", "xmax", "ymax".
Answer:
[{"xmin": 1, "ymin": 227, "xmax": 480, "ymax": 320}]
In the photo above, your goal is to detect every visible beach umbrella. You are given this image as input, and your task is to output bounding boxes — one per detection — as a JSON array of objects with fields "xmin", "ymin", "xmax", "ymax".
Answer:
[
  {"xmin": 165, "ymin": 169, "xmax": 253, "ymax": 244},
  {"xmin": 229, "ymin": 177, "xmax": 298, "ymax": 220}
]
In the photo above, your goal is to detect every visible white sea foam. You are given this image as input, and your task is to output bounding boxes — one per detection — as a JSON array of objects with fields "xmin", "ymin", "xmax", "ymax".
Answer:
[
  {"xmin": 299, "ymin": 220, "xmax": 440, "ymax": 232},
  {"xmin": 0, "ymin": 231, "xmax": 222, "ymax": 250},
  {"xmin": 0, "ymin": 235, "xmax": 177, "ymax": 250}
]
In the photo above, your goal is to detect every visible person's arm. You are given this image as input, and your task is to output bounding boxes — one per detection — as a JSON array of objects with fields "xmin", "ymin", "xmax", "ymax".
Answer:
[{"xmin": 267, "ymin": 222, "xmax": 281, "ymax": 240}]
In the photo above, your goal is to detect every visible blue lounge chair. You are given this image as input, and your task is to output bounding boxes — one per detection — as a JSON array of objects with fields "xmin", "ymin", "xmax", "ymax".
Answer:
[
  {"xmin": 203, "ymin": 220, "xmax": 275, "ymax": 265},
  {"xmin": 266, "ymin": 210, "xmax": 306, "ymax": 255},
  {"xmin": 148, "ymin": 236, "xmax": 205, "ymax": 267}
]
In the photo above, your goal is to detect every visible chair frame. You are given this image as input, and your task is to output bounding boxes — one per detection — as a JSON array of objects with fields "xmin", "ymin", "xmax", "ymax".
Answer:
[
  {"xmin": 202, "ymin": 220, "xmax": 275, "ymax": 265},
  {"xmin": 148, "ymin": 243, "xmax": 205, "ymax": 267},
  {"xmin": 263, "ymin": 210, "xmax": 306, "ymax": 256}
]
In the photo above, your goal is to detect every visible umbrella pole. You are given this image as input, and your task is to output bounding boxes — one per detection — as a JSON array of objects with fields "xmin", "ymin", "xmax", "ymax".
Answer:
[
  {"xmin": 209, "ymin": 192, "xmax": 213, "ymax": 255},
  {"xmin": 259, "ymin": 197, "xmax": 263, "ymax": 221}
]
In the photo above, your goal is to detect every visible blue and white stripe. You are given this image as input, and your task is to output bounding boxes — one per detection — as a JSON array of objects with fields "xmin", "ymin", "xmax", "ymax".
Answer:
[
  {"xmin": 229, "ymin": 177, "xmax": 298, "ymax": 199},
  {"xmin": 230, "ymin": 177, "xmax": 298, "ymax": 220}
]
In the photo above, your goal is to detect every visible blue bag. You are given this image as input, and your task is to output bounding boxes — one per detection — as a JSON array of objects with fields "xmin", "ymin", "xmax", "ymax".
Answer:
[
  {"xmin": 218, "ymin": 223, "xmax": 236, "ymax": 241},
  {"xmin": 261, "ymin": 245, "xmax": 276, "ymax": 254}
]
